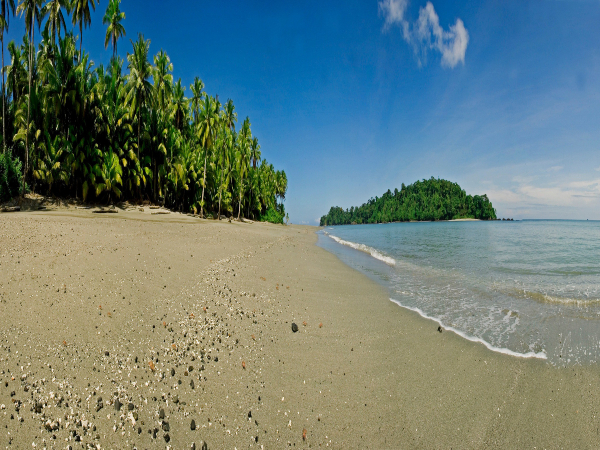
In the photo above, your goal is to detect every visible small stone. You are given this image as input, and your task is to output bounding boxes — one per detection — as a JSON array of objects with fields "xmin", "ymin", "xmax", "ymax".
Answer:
[
  {"xmin": 437, "ymin": 326, "xmax": 443, "ymax": 333},
  {"xmin": 137, "ymin": 427, "xmax": 142, "ymax": 434},
  {"xmin": 188, "ymin": 365, "xmax": 193, "ymax": 372},
  {"xmin": 248, "ymin": 411, "xmax": 252, "ymax": 418},
  {"xmin": 164, "ymin": 433, "xmax": 170, "ymax": 443},
  {"xmin": 114, "ymin": 399, "xmax": 122, "ymax": 411},
  {"xmin": 162, "ymin": 422, "xmax": 170, "ymax": 432},
  {"xmin": 201, "ymin": 441, "xmax": 208, "ymax": 450},
  {"xmin": 170, "ymin": 368, "xmax": 175, "ymax": 376},
  {"xmin": 128, "ymin": 403, "xmax": 134, "ymax": 411},
  {"xmin": 291, "ymin": 323, "xmax": 298, "ymax": 333},
  {"xmin": 159, "ymin": 408, "xmax": 165, "ymax": 419},
  {"xmin": 190, "ymin": 419, "xmax": 196, "ymax": 430},
  {"xmin": 190, "ymin": 380, "xmax": 195, "ymax": 389},
  {"xmin": 173, "ymin": 395, "xmax": 179, "ymax": 404},
  {"xmin": 104, "ymin": 351, "xmax": 109, "ymax": 356}
]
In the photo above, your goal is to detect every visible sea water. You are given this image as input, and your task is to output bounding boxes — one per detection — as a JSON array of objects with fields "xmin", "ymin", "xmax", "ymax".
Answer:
[{"xmin": 317, "ymin": 220, "xmax": 600, "ymax": 366}]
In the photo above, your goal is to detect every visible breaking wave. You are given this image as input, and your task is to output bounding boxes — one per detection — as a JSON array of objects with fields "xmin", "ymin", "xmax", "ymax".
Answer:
[{"xmin": 324, "ymin": 232, "xmax": 396, "ymax": 266}]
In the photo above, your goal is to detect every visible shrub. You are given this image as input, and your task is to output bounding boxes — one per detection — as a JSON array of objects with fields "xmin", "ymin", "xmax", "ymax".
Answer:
[
  {"xmin": 0, "ymin": 153, "xmax": 23, "ymax": 203},
  {"xmin": 260, "ymin": 205, "xmax": 285, "ymax": 224}
]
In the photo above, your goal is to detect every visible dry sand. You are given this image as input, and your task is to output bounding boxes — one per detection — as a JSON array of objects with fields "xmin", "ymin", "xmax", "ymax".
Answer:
[{"xmin": 1, "ymin": 208, "xmax": 600, "ymax": 449}]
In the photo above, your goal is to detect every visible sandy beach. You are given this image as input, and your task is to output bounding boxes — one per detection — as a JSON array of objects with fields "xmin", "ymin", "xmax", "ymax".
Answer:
[{"xmin": 1, "ymin": 208, "xmax": 600, "ymax": 449}]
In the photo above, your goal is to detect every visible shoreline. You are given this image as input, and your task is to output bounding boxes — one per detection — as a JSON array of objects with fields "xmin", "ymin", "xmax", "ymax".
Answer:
[{"xmin": 2, "ymin": 210, "xmax": 600, "ymax": 447}]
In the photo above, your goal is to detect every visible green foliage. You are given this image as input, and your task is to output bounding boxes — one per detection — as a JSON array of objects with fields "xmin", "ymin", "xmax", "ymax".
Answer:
[
  {"xmin": 0, "ymin": 17, "xmax": 286, "ymax": 214},
  {"xmin": 0, "ymin": 151, "xmax": 22, "ymax": 202},
  {"xmin": 320, "ymin": 178, "xmax": 497, "ymax": 226},
  {"xmin": 260, "ymin": 204, "xmax": 285, "ymax": 224}
]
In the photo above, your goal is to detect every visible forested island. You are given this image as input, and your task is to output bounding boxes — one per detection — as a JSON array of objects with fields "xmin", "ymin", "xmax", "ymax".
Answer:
[
  {"xmin": 320, "ymin": 178, "xmax": 497, "ymax": 225},
  {"xmin": 0, "ymin": 0, "xmax": 287, "ymax": 223}
]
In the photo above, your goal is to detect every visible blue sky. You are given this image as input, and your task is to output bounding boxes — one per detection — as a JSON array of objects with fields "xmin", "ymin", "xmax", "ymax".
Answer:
[{"xmin": 7, "ymin": 0, "xmax": 600, "ymax": 222}]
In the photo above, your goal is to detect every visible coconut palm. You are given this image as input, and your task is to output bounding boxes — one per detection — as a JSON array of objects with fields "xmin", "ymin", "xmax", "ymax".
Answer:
[
  {"xmin": 197, "ymin": 94, "xmax": 218, "ymax": 217},
  {"xmin": 171, "ymin": 78, "xmax": 187, "ymax": 130},
  {"xmin": 189, "ymin": 76, "xmax": 203, "ymax": 125},
  {"xmin": 103, "ymin": 0, "xmax": 125, "ymax": 57},
  {"xmin": 236, "ymin": 116, "xmax": 251, "ymax": 220},
  {"xmin": 95, "ymin": 149, "xmax": 122, "ymax": 203},
  {"xmin": 16, "ymin": 0, "xmax": 43, "ymax": 194},
  {"xmin": 125, "ymin": 33, "xmax": 153, "ymax": 161},
  {"xmin": 0, "ymin": 0, "xmax": 15, "ymax": 153},
  {"xmin": 223, "ymin": 98, "xmax": 236, "ymax": 132},
  {"xmin": 152, "ymin": 49, "xmax": 172, "ymax": 115},
  {"xmin": 41, "ymin": 0, "xmax": 66, "ymax": 49},
  {"xmin": 71, "ymin": 0, "xmax": 97, "ymax": 58}
]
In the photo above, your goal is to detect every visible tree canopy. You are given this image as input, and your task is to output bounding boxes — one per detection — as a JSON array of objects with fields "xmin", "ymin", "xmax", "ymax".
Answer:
[
  {"xmin": 320, "ymin": 178, "xmax": 496, "ymax": 226},
  {"xmin": 0, "ymin": 0, "xmax": 287, "ymax": 223}
]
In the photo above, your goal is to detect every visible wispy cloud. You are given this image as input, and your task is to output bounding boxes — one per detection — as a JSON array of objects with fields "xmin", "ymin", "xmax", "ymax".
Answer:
[{"xmin": 378, "ymin": 0, "xmax": 469, "ymax": 68}]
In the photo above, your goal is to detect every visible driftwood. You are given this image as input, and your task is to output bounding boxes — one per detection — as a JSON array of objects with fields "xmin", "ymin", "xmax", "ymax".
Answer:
[
  {"xmin": 149, "ymin": 205, "xmax": 160, "ymax": 209},
  {"xmin": 0, "ymin": 206, "xmax": 20, "ymax": 212},
  {"xmin": 151, "ymin": 211, "xmax": 170, "ymax": 215},
  {"xmin": 241, "ymin": 218, "xmax": 254, "ymax": 224},
  {"xmin": 93, "ymin": 209, "xmax": 118, "ymax": 214}
]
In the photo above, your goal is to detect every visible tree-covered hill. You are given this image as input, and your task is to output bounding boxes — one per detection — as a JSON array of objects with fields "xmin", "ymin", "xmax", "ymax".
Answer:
[{"xmin": 320, "ymin": 178, "xmax": 496, "ymax": 226}]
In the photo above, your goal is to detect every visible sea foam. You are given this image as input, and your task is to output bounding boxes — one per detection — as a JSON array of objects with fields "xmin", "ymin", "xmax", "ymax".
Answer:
[
  {"xmin": 325, "ymin": 232, "xmax": 396, "ymax": 266},
  {"xmin": 389, "ymin": 298, "xmax": 547, "ymax": 360}
]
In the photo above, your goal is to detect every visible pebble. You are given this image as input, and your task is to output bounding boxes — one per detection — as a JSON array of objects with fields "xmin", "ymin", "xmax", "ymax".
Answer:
[
  {"xmin": 162, "ymin": 422, "xmax": 170, "ymax": 432},
  {"xmin": 159, "ymin": 408, "xmax": 165, "ymax": 419},
  {"xmin": 191, "ymin": 419, "xmax": 196, "ymax": 430},
  {"xmin": 292, "ymin": 323, "xmax": 298, "ymax": 333},
  {"xmin": 114, "ymin": 399, "xmax": 122, "ymax": 411},
  {"xmin": 128, "ymin": 403, "xmax": 134, "ymax": 411}
]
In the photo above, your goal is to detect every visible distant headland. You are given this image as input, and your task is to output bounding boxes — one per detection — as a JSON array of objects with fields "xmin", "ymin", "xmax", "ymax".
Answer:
[{"xmin": 320, "ymin": 177, "xmax": 497, "ymax": 226}]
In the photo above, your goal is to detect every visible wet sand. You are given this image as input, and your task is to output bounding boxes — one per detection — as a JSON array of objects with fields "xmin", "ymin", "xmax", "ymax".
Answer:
[{"xmin": 1, "ymin": 209, "xmax": 600, "ymax": 449}]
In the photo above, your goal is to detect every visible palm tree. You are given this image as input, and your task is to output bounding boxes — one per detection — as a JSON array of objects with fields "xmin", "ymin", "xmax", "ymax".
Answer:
[
  {"xmin": 95, "ymin": 149, "xmax": 122, "ymax": 203},
  {"xmin": 125, "ymin": 33, "xmax": 153, "ymax": 161},
  {"xmin": 152, "ymin": 49, "xmax": 172, "ymax": 115},
  {"xmin": 247, "ymin": 136, "xmax": 260, "ymax": 217},
  {"xmin": 41, "ymin": 0, "xmax": 66, "ymax": 49},
  {"xmin": 0, "ymin": 0, "xmax": 15, "ymax": 153},
  {"xmin": 237, "ymin": 116, "xmax": 251, "ymax": 220},
  {"xmin": 197, "ymin": 94, "xmax": 218, "ymax": 217},
  {"xmin": 171, "ymin": 78, "xmax": 187, "ymax": 130},
  {"xmin": 16, "ymin": 0, "xmax": 42, "ymax": 195},
  {"xmin": 250, "ymin": 135, "xmax": 260, "ymax": 169},
  {"xmin": 71, "ymin": 0, "xmax": 97, "ymax": 58},
  {"xmin": 223, "ymin": 98, "xmax": 236, "ymax": 132},
  {"xmin": 103, "ymin": 0, "xmax": 125, "ymax": 57},
  {"xmin": 189, "ymin": 76, "xmax": 203, "ymax": 125}
]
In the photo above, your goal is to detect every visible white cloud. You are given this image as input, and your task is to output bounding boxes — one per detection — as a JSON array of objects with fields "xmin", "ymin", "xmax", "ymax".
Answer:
[
  {"xmin": 379, "ymin": 0, "xmax": 469, "ymax": 68},
  {"xmin": 378, "ymin": 0, "xmax": 410, "ymax": 39}
]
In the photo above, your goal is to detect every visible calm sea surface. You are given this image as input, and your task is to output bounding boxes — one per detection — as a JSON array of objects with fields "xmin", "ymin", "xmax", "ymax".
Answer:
[{"xmin": 317, "ymin": 220, "xmax": 600, "ymax": 365}]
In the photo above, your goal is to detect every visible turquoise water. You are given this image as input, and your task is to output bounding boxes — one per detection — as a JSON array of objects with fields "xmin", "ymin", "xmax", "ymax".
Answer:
[{"xmin": 317, "ymin": 220, "xmax": 600, "ymax": 366}]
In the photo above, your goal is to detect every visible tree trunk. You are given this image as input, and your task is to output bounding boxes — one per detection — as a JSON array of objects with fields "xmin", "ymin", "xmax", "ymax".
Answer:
[
  {"xmin": 200, "ymin": 149, "xmax": 207, "ymax": 217},
  {"xmin": 218, "ymin": 167, "xmax": 223, "ymax": 219},
  {"xmin": 2, "ymin": 34, "xmax": 5, "ymax": 154},
  {"xmin": 23, "ymin": 21, "xmax": 34, "ymax": 198},
  {"xmin": 237, "ymin": 173, "xmax": 243, "ymax": 220}
]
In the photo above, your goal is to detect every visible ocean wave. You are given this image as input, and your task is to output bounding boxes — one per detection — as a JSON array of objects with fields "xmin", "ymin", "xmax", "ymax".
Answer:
[
  {"xmin": 324, "ymin": 232, "xmax": 396, "ymax": 266},
  {"xmin": 504, "ymin": 288, "xmax": 600, "ymax": 307},
  {"xmin": 389, "ymin": 298, "xmax": 547, "ymax": 360}
]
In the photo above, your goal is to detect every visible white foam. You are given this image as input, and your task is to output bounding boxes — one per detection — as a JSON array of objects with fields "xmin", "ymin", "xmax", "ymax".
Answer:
[
  {"xmin": 325, "ymin": 233, "xmax": 396, "ymax": 266},
  {"xmin": 389, "ymin": 298, "xmax": 547, "ymax": 360}
]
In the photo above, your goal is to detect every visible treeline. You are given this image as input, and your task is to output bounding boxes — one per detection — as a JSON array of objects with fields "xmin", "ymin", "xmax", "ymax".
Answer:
[
  {"xmin": 0, "ymin": 0, "xmax": 287, "ymax": 222},
  {"xmin": 320, "ymin": 178, "xmax": 497, "ymax": 226}
]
